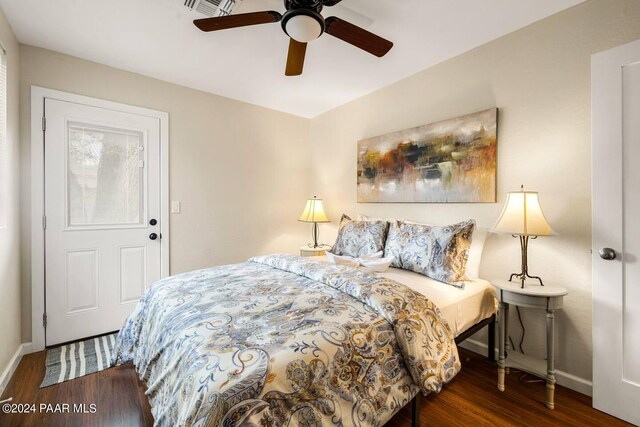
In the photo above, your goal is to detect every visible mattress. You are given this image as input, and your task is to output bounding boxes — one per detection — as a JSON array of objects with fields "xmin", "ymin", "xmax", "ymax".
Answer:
[{"xmin": 311, "ymin": 256, "xmax": 498, "ymax": 337}]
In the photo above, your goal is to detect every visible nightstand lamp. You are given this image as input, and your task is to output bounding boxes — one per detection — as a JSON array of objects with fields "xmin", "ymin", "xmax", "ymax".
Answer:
[
  {"xmin": 491, "ymin": 186, "xmax": 556, "ymax": 288},
  {"xmin": 298, "ymin": 196, "xmax": 330, "ymax": 249}
]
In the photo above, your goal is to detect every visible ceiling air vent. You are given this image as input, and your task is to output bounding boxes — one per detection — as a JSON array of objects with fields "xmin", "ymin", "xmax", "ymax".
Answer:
[{"xmin": 183, "ymin": 0, "xmax": 241, "ymax": 17}]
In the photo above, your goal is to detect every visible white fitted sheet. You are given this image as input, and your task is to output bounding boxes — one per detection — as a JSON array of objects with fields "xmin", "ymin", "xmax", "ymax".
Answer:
[{"xmin": 311, "ymin": 256, "xmax": 498, "ymax": 337}]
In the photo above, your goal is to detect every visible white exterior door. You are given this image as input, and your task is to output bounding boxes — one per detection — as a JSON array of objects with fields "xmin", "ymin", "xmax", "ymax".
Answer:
[
  {"xmin": 592, "ymin": 38, "xmax": 640, "ymax": 425},
  {"xmin": 44, "ymin": 98, "xmax": 163, "ymax": 346}
]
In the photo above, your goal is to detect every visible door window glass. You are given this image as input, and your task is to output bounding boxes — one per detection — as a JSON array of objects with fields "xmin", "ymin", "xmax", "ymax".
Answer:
[{"xmin": 67, "ymin": 123, "xmax": 144, "ymax": 226}]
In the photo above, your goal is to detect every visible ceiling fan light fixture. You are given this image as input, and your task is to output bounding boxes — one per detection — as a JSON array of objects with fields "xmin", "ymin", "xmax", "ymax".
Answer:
[
  {"xmin": 194, "ymin": 1, "xmax": 393, "ymax": 77},
  {"xmin": 282, "ymin": 10, "xmax": 324, "ymax": 43}
]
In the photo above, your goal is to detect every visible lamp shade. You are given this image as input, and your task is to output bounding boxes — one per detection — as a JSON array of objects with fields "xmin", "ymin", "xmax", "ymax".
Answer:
[
  {"xmin": 491, "ymin": 189, "xmax": 556, "ymax": 236},
  {"xmin": 298, "ymin": 196, "xmax": 330, "ymax": 223}
]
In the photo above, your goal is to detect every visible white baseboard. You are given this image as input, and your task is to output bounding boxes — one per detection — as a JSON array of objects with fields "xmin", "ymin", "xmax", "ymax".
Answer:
[
  {"xmin": 459, "ymin": 338, "xmax": 593, "ymax": 397},
  {"xmin": 21, "ymin": 342, "xmax": 34, "ymax": 355},
  {"xmin": 0, "ymin": 343, "xmax": 32, "ymax": 397}
]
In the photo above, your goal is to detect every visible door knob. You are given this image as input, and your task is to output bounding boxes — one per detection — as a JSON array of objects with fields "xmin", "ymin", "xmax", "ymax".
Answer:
[
  {"xmin": 149, "ymin": 233, "xmax": 158, "ymax": 241},
  {"xmin": 599, "ymin": 248, "xmax": 616, "ymax": 260}
]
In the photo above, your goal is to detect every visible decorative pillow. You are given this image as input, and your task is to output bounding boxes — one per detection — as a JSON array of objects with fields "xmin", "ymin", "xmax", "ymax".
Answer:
[
  {"xmin": 384, "ymin": 220, "xmax": 476, "ymax": 287},
  {"xmin": 403, "ymin": 219, "xmax": 487, "ymax": 280},
  {"xmin": 362, "ymin": 214, "xmax": 486, "ymax": 280},
  {"xmin": 331, "ymin": 214, "xmax": 389, "ymax": 258},
  {"xmin": 330, "ymin": 214, "xmax": 356, "ymax": 251},
  {"xmin": 357, "ymin": 213, "xmax": 395, "ymax": 222}
]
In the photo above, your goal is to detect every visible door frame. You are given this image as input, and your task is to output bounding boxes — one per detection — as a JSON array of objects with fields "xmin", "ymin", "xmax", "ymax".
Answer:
[{"xmin": 30, "ymin": 86, "xmax": 170, "ymax": 352}]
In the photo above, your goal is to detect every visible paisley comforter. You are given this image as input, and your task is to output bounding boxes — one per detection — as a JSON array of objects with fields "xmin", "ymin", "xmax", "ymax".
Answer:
[{"xmin": 113, "ymin": 254, "xmax": 461, "ymax": 427}]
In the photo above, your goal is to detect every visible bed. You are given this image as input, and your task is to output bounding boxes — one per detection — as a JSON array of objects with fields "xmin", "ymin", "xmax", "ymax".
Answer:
[
  {"xmin": 311, "ymin": 255, "xmax": 498, "ymax": 341},
  {"xmin": 113, "ymin": 253, "xmax": 498, "ymax": 427}
]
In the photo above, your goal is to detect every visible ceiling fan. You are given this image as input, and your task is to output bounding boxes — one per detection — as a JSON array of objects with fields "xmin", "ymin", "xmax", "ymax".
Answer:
[{"xmin": 193, "ymin": 0, "xmax": 393, "ymax": 76}]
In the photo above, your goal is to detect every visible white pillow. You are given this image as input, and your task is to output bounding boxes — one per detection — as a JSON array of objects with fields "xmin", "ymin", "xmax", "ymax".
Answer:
[
  {"xmin": 357, "ymin": 214, "xmax": 488, "ymax": 279},
  {"xmin": 464, "ymin": 227, "xmax": 488, "ymax": 279},
  {"xmin": 357, "ymin": 213, "xmax": 393, "ymax": 222}
]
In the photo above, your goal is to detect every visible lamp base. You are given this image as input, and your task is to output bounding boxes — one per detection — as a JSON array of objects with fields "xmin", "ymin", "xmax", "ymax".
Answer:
[
  {"xmin": 509, "ymin": 235, "xmax": 545, "ymax": 289},
  {"xmin": 307, "ymin": 222, "xmax": 330, "ymax": 249},
  {"xmin": 307, "ymin": 243, "xmax": 330, "ymax": 249},
  {"xmin": 509, "ymin": 272, "xmax": 544, "ymax": 289}
]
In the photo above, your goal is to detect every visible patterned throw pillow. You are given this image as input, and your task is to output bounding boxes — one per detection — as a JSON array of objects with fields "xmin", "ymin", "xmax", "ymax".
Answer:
[
  {"xmin": 384, "ymin": 220, "xmax": 476, "ymax": 287},
  {"xmin": 331, "ymin": 214, "xmax": 389, "ymax": 258}
]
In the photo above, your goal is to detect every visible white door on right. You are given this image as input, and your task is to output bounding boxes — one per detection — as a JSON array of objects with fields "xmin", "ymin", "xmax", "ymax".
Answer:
[{"xmin": 592, "ymin": 38, "xmax": 640, "ymax": 425}]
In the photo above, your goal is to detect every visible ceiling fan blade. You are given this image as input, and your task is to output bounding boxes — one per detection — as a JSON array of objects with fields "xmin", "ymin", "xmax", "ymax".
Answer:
[
  {"xmin": 194, "ymin": 11, "xmax": 282, "ymax": 32},
  {"xmin": 321, "ymin": 0, "xmax": 343, "ymax": 5},
  {"xmin": 324, "ymin": 16, "xmax": 393, "ymax": 57},
  {"xmin": 285, "ymin": 39, "xmax": 307, "ymax": 76}
]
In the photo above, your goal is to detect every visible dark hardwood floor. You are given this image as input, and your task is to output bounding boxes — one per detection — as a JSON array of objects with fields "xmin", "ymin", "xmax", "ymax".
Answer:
[{"xmin": 0, "ymin": 348, "xmax": 629, "ymax": 426}]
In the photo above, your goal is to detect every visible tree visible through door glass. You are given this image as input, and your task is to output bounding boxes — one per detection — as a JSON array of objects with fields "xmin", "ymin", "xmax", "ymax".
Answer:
[{"xmin": 67, "ymin": 123, "xmax": 144, "ymax": 226}]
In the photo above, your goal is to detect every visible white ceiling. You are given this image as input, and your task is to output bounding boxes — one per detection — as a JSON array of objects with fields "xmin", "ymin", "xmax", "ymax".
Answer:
[{"xmin": 0, "ymin": 0, "xmax": 583, "ymax": 118}]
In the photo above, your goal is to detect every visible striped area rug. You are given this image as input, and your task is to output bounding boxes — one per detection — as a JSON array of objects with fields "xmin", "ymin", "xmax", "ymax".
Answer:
[{"xmin": 40, "ymin": 332, "xmax": 120, "ymax": 388}]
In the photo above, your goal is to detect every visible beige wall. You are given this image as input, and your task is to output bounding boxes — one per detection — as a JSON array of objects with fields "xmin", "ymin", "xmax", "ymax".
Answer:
[
  {"xmin": 9, "ymin": 0, "xmax": 640, "ymax": 389},
  {"xmin": 0, "ymin": 8, "xmax": 20, "ymax": 380},
  {"xmin": 309, "ymin": 0, "xmax": 640, "ymax": 382},
  {"xmin": 19, "ymin": 45, "xmax": 311, "ymax": 341}
]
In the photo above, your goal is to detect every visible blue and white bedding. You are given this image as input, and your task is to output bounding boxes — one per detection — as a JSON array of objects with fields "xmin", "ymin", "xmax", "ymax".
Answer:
[{"xmin": 113, "ymin": 254, "xmax": 461, "ymax": 426}]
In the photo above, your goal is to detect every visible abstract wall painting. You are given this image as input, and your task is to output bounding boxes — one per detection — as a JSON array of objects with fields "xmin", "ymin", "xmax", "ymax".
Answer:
[{"xmin": 357, "ymin": 108, "xmax": 498, "ymax": 203}]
